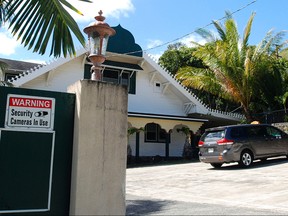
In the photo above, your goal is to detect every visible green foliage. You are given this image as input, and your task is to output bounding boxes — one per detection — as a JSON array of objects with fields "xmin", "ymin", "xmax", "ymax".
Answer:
[
  {"xmin": 174, "ymin": 12, "xmax": 288, "ymax": 122},
  {"xmin": 159, "ymin": 43, "xmax": 205, "ymax": 75},
  {"xmin": 176, "ymin": 126, "xmax": 190, "ymax": 136},
  {"xmin": 2, "ymin": 0, "xmax": 91, "ymax": 58},
  {"xmin": 127, "ymin": 127, "xmax": 144, "ymax": 137}
]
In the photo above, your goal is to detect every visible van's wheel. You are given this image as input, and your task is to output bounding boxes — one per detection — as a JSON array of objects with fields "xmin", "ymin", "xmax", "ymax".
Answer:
[
  {"xmin": 239, "ymin": 150, "xmax": 253, "ymax": 168},
  {"xmin": 210, "ymin": 163, "xmax": 223, "ymax": 168}
]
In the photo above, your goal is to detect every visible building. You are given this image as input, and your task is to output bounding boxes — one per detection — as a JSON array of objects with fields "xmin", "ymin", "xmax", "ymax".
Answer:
[
  {"xmin": 0, "ymin": 58, "xmax": 39, "ymax": 82},
  {"xmin": 3, "ymin": 25, "xmax": 244, "ymax": 159}
]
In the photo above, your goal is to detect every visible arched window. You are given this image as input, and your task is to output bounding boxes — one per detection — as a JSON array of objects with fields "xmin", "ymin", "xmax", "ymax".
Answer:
[{"xmin": 145, "ymin": 123, "xmax": 168, "ymax": 143}]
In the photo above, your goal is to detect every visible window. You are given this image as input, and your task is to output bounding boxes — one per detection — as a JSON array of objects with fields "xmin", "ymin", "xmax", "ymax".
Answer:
[
  {"xmin": 84, "ymin": 64, "xmax": 136, "ymax": 94},
  {"xmin": 120, "ymin": 72, "xmax": 129, "ymax": 86},
  {"xmin": 145, "ymin": 123, "xmax": 168, "ymax": 143},
  {"xmin": 266, "ymin": 126, "xmax": 283, "ymax": 139},
  {"xmin": 230, "ymin": 127, "xmax": 246, "ymax": 139},
  {"xmin": 247, "ymin": 126, "xmax": 267, "ymax": 137},
  {"xmin": 153, "ymin": 81, "xmax": 162, "ymax": 93},
  {"xmin": 204, "ymin": 130, "xmax": 225, "ymax": 140},
  {"xmin": 103, "ymin": 68, "xmax": 119, "ymax": 84}
]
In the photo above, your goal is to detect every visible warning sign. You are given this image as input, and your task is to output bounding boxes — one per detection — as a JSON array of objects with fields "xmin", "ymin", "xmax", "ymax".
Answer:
[{"xmin": 5, "ymin": 94, "xmax": 55, "ymax": 130}]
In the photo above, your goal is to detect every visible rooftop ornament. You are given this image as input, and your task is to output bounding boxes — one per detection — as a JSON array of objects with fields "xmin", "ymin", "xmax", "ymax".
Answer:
[{"xmin": 83, "ymin": 10, "xmax": 116, "ymax": 81}]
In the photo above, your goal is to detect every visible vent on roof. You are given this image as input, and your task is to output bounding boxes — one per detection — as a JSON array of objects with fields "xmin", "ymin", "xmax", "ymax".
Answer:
[{"xmin": 153, "ymin": 81, "xmax": 162, "ymax": 93}]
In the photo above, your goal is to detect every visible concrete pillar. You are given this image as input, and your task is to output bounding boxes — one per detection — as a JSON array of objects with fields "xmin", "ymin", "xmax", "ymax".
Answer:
[{"xmin": 68, "ymin": 80, "xmax": 128, "ymax": 215}]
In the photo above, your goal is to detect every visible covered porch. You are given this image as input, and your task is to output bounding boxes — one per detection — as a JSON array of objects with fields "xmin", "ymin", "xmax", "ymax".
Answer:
[{"xmin": 127, "ymin": 113, "xmax": 208, "ymax": 161}]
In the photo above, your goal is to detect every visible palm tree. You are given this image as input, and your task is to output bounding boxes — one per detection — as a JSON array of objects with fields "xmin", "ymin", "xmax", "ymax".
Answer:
[
  {"xmin": 177, "ymin": 12, "xmax": 287, "ymax": 122},
  {"xmin": 1, "ymin": 0, "xmax": 91, "ymax": 58}
]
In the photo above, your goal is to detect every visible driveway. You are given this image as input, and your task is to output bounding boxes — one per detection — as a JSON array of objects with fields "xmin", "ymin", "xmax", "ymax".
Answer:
[{"xmin": 126, "ymin": 157, "xmax": 288, "ymax": 215}]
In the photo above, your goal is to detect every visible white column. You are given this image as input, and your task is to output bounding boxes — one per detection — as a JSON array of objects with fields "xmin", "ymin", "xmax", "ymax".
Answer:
[{"xmin": 68, "ymin": 80, "xmax": 127, "ymax": 215}]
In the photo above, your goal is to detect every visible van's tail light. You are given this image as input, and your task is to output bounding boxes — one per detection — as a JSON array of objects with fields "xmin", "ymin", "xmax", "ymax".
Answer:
[
  {"xmin": 217, "ymin": 138, "xmax": 234, "ymax": 145},
  {"xmin": 198, "ymin": 140, "xmax": 204, "ymax": 146}
]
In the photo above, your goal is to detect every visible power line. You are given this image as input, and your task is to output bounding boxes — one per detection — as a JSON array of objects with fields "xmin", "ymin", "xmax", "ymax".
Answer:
[{"xmin": 107, "ymin": 0, "xmax": 258, "ymax": 57}]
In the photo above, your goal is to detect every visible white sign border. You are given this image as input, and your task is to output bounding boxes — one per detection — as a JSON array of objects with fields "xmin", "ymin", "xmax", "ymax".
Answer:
[
  {"xmin": 5, "ymin": 94, "xmax": 55, "ymax": 131},
  {"xmin": 0, "ymin": 128, "xmax": 55, "ymax": 213}
]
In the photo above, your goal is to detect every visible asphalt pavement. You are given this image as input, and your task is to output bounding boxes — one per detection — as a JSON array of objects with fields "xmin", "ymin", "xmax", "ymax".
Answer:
[{"xmin": 126, "ymin": 158, "xmax": 288, "ymax": 215}]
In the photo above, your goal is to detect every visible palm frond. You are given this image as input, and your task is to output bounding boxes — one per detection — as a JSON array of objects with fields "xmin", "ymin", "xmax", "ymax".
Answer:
[
  {"xmin": 212, "ymin": 20, "xmax": 226, "ymax": 41},
  {"xmin": 242, "ymin": 12, "xmax": 255, "ymax": 49},
  {"xmin": 5, "ymin": 0, "xmax": 91, "ymax": 58},
  {"xmin": 177, "ymin": 66, "xmax": 222, "ymax": 96},
  {"xmin": 0, "ymin": 0, "xmax": 8, "ymax": 25},
  {"xmin": 195, "ymin": 28, "xmax": 215, "ymax": 43}
]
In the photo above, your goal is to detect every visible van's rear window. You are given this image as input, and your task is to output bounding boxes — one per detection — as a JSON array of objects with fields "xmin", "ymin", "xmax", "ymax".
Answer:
[{"xmin": 203, "ymin": 130, "xmax": 225, "ymax": 140}]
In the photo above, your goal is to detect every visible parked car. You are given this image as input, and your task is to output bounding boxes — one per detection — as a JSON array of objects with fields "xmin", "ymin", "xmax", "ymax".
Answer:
[{"xmin": 198, "ymin": 124, "xmax": 288, "ymax": 168}]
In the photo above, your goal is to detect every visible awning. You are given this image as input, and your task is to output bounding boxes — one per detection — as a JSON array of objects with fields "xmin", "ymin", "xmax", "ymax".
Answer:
[{"xmin": 103, "ymin": 60, "xmax": 143, "ymax": 71}]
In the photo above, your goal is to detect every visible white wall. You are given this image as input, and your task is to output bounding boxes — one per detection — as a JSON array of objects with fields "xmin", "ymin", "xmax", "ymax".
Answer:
[
  {"xmin": 22, "ymin": 56, "xmax": 84, "ymax": 92},
  {"xmin": 128, "ymin": 126, "xmax": 187, "ymax": 157},
  {"xmin": 22, "ymin": 57, "xmax": 187, "ymax": 117},
  {"xmin": 18, "ymin": 55, "xmax": 203, "ymax": 158},
  {"xmin": 128, "ymin": 69, "xmax": 186, "ymax": 116}
]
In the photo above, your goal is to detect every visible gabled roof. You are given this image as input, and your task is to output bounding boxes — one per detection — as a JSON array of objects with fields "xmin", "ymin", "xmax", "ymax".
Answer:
[
  {"xmin": 9, "ymin": 47, "xmax": 86, "ymax": 86},
  {"xmin": 0, "ymin": 58, "xmax": 39, "ymax": 72}
]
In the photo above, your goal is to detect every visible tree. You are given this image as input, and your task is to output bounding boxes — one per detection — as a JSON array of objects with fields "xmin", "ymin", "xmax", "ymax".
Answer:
[
  {"xmin": 159, "ymin": 42, "xmax": 239, "ymax": 112},
  {"xmin": 1, "ymin": 0, "xmax": 91, "ymax": 58},
  {"xmin": 159, "ymin": 42, "xmax": 205, "ymax": 75},
  {"xmin": 176, "ymin": 12, "xmax": 288, "ymax": 122}
]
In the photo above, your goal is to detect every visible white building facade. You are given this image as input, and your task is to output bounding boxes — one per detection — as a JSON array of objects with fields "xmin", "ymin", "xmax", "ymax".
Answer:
[{"xmin": 7, "ymin": 25, "xmax": 243, "ymax": 159}]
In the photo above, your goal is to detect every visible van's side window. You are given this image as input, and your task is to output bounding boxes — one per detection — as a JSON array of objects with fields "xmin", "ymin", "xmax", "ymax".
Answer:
[
  {"xmin": 266, "ymin": 127, "xmax": 282, "ymax": 139},
  {"xmin": 248, "ymin": 126, "xmax": 267, "ymax": 137},
  {"xmin": 230, "ymin": 127, "xmax": 246, "ymax": 139}
]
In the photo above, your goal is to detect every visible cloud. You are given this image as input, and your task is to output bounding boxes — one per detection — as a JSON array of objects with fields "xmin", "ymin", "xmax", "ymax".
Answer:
[
  {"xmin": 67, "ymin": 0, "xmax": 135, "ymax": 22},
  {"xmin": 148, "ymin": 52, "xmax": 164, "ymax": 63},
  {"xmin": 146, "ymin": 39, "xmax": 164, "ymax": 49},
  {"xmin": 180, "ymin": 34, "xmax": 208, "ymax": 47},
  {"xmin": 21, "ymin": 59, "xmax": 46, "ymax": 65},
  {"xmin": 0, "ymin": 31, "xmax": 19, "ymax": 56}
]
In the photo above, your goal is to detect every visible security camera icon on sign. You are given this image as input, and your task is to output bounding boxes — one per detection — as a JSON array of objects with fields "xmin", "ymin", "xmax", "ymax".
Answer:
[{"xmin": 34, "ymin": 111, "xmax": 48, "ymax": 117}]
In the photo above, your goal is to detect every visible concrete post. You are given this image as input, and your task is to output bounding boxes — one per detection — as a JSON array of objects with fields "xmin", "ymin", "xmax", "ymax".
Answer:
[{"xmin": 68, "ymin": 80, "xmax": 128, "ymax": 215}]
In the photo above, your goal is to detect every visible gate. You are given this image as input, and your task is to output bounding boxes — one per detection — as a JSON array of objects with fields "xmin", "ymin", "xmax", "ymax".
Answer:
[{"xmin": 0, "ymin": 86, "xmax": 75, "ymax": 215}]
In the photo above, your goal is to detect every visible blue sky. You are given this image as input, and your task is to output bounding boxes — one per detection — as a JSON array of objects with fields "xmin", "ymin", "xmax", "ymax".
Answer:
[{"xmin": 0, "ymin": 0, "xmax": 287, "ymax": 64}]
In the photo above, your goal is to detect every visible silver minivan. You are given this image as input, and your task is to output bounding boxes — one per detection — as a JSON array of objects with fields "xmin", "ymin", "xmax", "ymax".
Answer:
[{"xmin": 198, "ymin": 124, "xmax": 288, "ymax": 168}]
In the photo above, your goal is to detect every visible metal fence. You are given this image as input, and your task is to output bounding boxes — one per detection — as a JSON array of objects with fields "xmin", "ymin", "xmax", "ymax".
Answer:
[{"xmin": 252, "ymin": 109, "xmax": 288, "ymax": 124}]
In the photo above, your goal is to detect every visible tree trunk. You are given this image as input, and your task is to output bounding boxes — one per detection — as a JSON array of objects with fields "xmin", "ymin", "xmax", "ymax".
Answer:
[{"xmin": 243, "ymin": 105, "xmax": 254, "ymax": 123}]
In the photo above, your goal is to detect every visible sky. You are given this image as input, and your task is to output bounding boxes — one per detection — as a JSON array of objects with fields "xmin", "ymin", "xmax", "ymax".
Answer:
[{"xmin": 0, "ymin": 0, "xmax": 288, "ymax": 64}]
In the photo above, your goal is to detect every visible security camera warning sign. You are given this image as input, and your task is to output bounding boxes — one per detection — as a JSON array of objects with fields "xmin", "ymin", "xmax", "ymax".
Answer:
[{"xmin": 5, "ymin": 94, "xmax": 55, "ymax": 130}]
